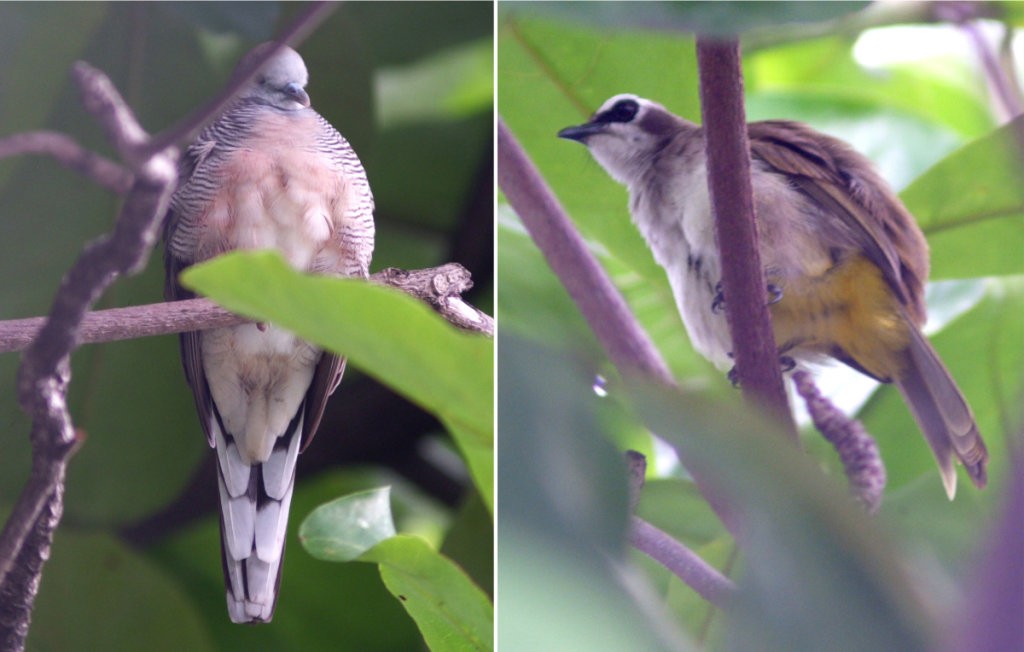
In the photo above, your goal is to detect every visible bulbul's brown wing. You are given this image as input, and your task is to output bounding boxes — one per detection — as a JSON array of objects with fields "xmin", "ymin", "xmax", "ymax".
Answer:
[
  {"xmin": 748, "ymin": 120, "xmax": 985, "ymax": 496},
  {"xmin": 748, "ymin": 120, "xmax": 926, "ymax": 320}
]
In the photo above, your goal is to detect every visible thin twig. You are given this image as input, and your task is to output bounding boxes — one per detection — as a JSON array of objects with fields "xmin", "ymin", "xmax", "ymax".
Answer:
[
  {"xmin": 0, "ymin": 263, "xmax": 492, "ymax": 355},
  {"xmin": 623, "ymin": 451, "xmax": 738, "ymax": 610},
  {"xmin": 629, "ymin": 517, "xmax": 739, "ymax": 610},
  {"xmin": 695, "ymin": 38, "xmax": 796, "ymax": 438},
  {"xmin": 0, "ymin": 131, "xmax": 133, "ymax": 194}
]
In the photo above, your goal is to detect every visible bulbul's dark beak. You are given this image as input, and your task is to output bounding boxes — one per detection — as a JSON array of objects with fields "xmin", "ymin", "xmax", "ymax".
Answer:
[{"xmin": 557, "ymin": 122, "xmax": 606, "ymax": 142}]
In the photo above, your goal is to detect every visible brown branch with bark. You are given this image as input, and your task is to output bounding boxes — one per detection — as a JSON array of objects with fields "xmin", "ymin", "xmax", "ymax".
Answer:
[
  {"xmin": 695, "ymin": 38, "xmax": 796, "ymax": 438},
  {"xmin": 0, "ymin": 61, "xmax": 179, "ymax": 652},
  {"xmin": 0, "ymin": 264, "xmax": 492, "ymax": 356}
]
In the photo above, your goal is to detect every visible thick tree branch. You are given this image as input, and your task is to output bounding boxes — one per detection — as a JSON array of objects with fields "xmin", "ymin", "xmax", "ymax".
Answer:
[
  {"xmin": 0, "ymin": 131, "xmax": 132, "ymax": 194},
  {"xmin": 0, "ymin": 263, "xmax": 492, "ymax": 355},
  {"xmin": 695, "ymin": 39, "xmax": 796, "ymax": 438}
]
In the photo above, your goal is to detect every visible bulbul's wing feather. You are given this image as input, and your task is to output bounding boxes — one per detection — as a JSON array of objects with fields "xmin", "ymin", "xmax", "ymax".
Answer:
[
  {"xmin": 748, "ymin": 120, "xmax": 986, "ymax": 494},
  {"xmin": 748, "ymin": 120, "xmax": 920, "ymax": 313}
]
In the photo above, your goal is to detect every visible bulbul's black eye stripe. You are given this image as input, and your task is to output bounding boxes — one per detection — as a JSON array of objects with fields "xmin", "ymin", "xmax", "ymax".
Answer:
[{"xmin": 595, "ymin": 99, "xmax": 639, "ymax": 123}]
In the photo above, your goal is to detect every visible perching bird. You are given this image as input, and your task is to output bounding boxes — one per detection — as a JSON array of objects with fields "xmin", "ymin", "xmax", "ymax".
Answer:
[
  {"xmin": 558, "ymin": 94, "xmax": 987, "ymax": 499},
  {"xmin": 163, "ymin": 43, "xmax": 374, "ymax": 622}
]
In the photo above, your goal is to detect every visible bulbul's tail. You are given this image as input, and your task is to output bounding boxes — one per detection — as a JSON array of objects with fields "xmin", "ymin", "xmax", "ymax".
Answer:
[{"xmin": 894, "ymin": 326, "xmax": 988, "ymax": 500}]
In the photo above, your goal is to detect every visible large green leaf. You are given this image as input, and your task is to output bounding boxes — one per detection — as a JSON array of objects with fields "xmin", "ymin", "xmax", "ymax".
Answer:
[
  {"xmin": 181, "ymin": 251, "xmax": 494, "ymax": 512},
  {"xmin": 440, "ymin": 489, "xmax": 495, "ymax": 598},
  {"xmin": 506, "ymin": 2, "xmax": 870, "ymax": 37},
  {"xmin": 901, "ymin": 118, "xmax": 1024, "ymax": 279},
  {"xmin": 632, "ymin": 384, "xmax": 934, "ymax": 652},
  {"xmin": 376, "ymin": 37, "xmax": 494, "ymax": 129},
  {"xmin": 744, "ymin": 34, "xmax": 993, "ymax": 139},
  {"xmin": 498, "ymin": 336, "xmax": 685, "ymax": 652}
]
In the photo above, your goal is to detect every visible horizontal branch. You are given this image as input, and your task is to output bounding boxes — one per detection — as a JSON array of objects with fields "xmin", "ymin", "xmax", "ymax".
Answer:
[{"xmin": 0, "ymin": 263, "xmax": 492, "ymax": 355}]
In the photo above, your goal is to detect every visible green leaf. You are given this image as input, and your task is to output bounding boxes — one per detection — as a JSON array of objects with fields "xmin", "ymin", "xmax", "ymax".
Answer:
[
  {"xmin": 901, "ymin": 117, "xmax": 1024, "ymax": 279},
  {"xmin": 744, "ymin": 34, "xmax": 993, "ymax": 139},
  {"xmin": 362, "ymin": 535, "xmax": 494, "ymax": 652},
  {"xmin": 299, "ymin": 486, "xmax": 397, "ymax": 562},
  {"xmin": 506, "ymin": 1, "xmax": 869, "ymax": 36},
  {"xmin": 296, "ymin": 484, "xmax": 492, "ymax": 652},
  {"xmin": 376, "ymin": 37, "xmax": 494, "ymax": 129},
  {"xmin": 180, "ymin": 250, "xmax": 494, "ymax": 512}
]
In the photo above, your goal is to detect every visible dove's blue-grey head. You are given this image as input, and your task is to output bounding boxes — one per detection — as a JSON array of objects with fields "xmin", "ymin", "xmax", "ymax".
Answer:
[{"xmin": 235, "ymin": 43, "xmax": 310, "ymax": 110}]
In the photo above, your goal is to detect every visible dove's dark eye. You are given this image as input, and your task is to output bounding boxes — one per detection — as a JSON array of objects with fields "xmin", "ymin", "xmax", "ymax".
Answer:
[
  {"xmin": 594, "ymin": 99, "xmax": 639, "ymax": 124},
  {"xmin": 256, "ymin": 75, "xmax": 267, "ymax": 85}
]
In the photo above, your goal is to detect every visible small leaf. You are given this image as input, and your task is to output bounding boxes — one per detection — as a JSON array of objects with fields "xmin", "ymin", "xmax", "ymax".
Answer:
[
  {"xmin": 362, "ymin": 535, "xmax": 494, "ymax": 652},
  {"xmin": 299, "ymin": 487, "xmax": 396, "ymax": 562}
]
